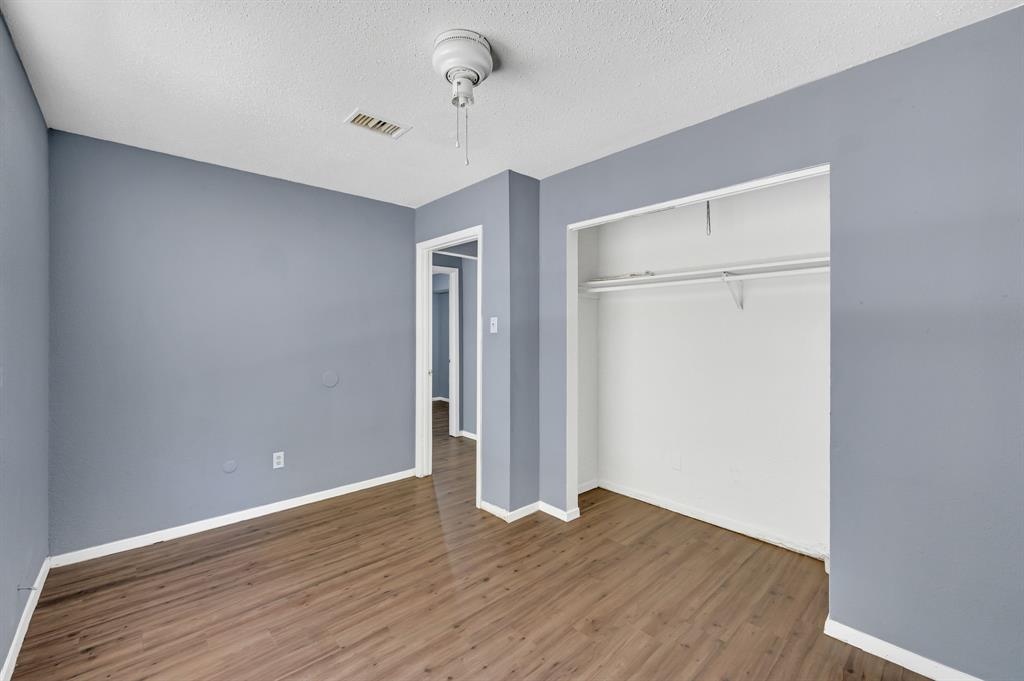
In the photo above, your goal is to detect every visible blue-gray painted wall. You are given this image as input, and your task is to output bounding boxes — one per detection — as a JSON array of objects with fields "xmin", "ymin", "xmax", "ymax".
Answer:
[
  {"xmin": 433, "ymin": 252, "xmax": 477, "ymax": 433},
  {"xmin": 48, "ymin": 132, "xmax": 416, "ymax": 554},
  {"xmin": 536, "ymin": 9, "xmax": 1023, "ymax": 679},
  {"xmin": 432, "ymin": 282, "xmax": 449, "ymax": 399},
  {"xmin": 507, "ymin": 173, "xmax": 540, "ymax": 510},
  {"xmin": 458, "ymin": 257, "xmax": 477, "ymax": 434},
  {"xmin": 0, "ymin": 16, "xmax": 49, "ymax": 662}
]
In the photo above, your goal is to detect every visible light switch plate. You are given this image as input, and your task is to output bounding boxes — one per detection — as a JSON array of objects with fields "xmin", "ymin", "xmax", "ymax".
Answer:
[{"xmin": 489, "ymin": 316, "xmax": 498, "ymax": 334}]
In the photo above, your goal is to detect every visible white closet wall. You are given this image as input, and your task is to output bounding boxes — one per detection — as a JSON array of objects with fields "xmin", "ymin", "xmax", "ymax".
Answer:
[{"xmin": 578, "ymin": 175, "xmax": 829, "ymax": 558}]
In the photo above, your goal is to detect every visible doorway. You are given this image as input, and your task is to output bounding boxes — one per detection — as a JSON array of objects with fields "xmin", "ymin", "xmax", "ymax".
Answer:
[{"xmin": 415, "ymin": 225, "xmax": 483, "ymax": 507}]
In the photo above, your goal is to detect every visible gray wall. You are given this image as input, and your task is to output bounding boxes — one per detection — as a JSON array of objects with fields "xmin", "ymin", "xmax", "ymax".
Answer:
[
  {"xmin": 507, "ymin": 173, "xmax": 540, "ymax": 509},
  {"xmin": 431, "ymin": 281, "xmax": 449, "ymax": 399},
  {"xmin": 49, "ymin": 132, "xmax": 415, "ymax": 554},
  {"xmin": 537, "ymin": 9, "xmax": 1023, "ymax": 680},
  {"xmin": 458, "ymin": 257, "xmax": 477, "ymax": 434},
  {"xmin": 0, "ymin": 16, "xmax": 49, "ymax": 663},
  {"xmin": 443, "ymin": 241, "xmax": 478, "ymax": 258},
  {"xmin": 432, "ymin": 252, "xmax": 477, "ymax": 433}
]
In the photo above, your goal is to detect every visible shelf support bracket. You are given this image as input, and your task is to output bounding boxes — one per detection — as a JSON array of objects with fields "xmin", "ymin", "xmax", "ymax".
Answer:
[{"xmin": 722, "ymin": 273, "xmax": 744, "ymax": 310}]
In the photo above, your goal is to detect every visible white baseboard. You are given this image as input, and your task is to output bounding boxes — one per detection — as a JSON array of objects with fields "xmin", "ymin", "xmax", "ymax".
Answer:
[
  {"xmin": 824, "ymin": 617, "xmax": 982, "ymax": 681},
  {"xmin": 431, "ymin": 396, "xmax": 449, "ymax": 402},
  {"xmin": 578, "ymin": 479, "xmax": 599, "ymax": 494},
  {"xmin": 478, "ymin": 500, "xmax": 579, "ymax": 523},
  {"xmin": 457, "ymin": 430, "xmax": 477, "ymax": 440},
  {"xmin": 506, "ymin": 502, "xmax": 539, "ymax": 522},
  {"xmin": 478, "ymin": 499, "xmax": 512, "ymax": 521},
  {"xmin": 50, "ymin": 468, "xmax": 416, "ymax": 567},
  {"xmin": 478, "ymin": 499, "xmax": 539, "ymax": 523},
  {"xmin": 539, "ymin": 501, "xmax": 580, "ymax": 522},
  {"xmin": 2, "ymin": 557, "xmax": 50, "ymax": 681},
  {"xmin": 594, "ymin": 479, "xmax": 828, "ymax": 561},
  {"xmin": 477, "ymin": 499, "xmax": 507, "ymax": 520}
]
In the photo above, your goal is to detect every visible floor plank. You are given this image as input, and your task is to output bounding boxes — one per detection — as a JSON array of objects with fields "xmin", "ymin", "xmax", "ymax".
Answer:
[{"xmin": 14, "ymin": 403, "xmax": 930, "ymax": 680}]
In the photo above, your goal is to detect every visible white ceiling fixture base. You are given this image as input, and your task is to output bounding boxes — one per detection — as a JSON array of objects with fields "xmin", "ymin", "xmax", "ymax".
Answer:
[{"xmin": 432, "ymin": 29, "xmax": 493, "ymax": 166}]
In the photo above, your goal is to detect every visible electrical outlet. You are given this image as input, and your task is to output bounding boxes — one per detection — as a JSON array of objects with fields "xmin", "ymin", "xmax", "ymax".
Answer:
[{"xmin": 272, "ymin": 451, "xmax": 285, "ymax": 469}]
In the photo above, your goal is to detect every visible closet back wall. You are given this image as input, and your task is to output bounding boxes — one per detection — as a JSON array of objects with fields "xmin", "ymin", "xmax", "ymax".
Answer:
[{"xmin": 48, "ymin": 132, "xmax": 415, "ymax": 555}]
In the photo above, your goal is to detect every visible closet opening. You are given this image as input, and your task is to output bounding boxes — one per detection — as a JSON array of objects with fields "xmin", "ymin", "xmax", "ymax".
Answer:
[{"xmin": 566, "ymin": 165, "xmax": 831, "ymax": 566}]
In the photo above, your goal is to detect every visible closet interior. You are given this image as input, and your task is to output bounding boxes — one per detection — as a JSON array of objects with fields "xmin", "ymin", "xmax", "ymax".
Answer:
[{"xmin": 575, "ymin": 170, "xmax": 831, "ymax": 561}]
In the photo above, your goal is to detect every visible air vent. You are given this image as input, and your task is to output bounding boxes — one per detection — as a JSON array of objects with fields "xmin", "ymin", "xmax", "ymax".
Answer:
[{"xmin": 344, "ymin": 109, "xmax": 411, "ymax": 139}]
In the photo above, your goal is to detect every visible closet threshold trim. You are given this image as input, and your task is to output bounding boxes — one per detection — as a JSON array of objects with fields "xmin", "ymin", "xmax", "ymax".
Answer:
[{"xmin": 584, "ymin": 255, "xmax": 829, "ymax": 294}]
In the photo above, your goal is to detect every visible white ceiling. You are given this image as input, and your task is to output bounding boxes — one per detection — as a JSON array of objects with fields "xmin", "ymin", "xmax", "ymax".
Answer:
[{"xmin": 2, "ymin": 1, "xmax": 1018, "ymax": 207}]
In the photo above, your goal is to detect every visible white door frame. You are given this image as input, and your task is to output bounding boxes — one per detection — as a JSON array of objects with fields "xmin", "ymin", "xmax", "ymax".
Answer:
[
  {"xmin": 416, "ymin": 225, "xmax": 483, "ymax": 508},
  {"xmin": 564, "ymin": 164, "xmax": 831, "ymax": 521},
  {"xmin": 432, "ymin": 265, "xmax": 461, "ymax": 437}
]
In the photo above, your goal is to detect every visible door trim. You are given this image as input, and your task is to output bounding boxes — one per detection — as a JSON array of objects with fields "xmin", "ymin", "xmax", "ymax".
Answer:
[{"xmin": 416, "ymin": 225, "xmax": 483, "ymax": 509}]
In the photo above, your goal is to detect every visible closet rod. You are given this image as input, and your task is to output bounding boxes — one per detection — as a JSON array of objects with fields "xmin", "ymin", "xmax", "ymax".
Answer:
[
  {"xmin": 585, "ymin": 263, "xmax": 829, "ymax": 294},
  {"xmin": 585, "ymin": 255, "xmax": 828, "ymax": 289}
]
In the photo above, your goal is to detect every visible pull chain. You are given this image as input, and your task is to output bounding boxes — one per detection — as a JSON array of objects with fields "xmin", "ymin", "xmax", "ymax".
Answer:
[{"xmin": 451, "ymin": 102, "xmax": 470, "ymax": 165}]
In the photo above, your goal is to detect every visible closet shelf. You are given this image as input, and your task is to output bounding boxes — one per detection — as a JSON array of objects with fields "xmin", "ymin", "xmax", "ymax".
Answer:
[{"xmin": 581, "ymin": 254, "xmax": 830, "ymax": 296}]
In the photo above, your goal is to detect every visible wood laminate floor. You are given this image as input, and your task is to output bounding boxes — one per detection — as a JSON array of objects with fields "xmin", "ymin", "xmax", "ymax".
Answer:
[{"xmin": 15, "ymin": 403, "xmax": 927, "ymax": 680}]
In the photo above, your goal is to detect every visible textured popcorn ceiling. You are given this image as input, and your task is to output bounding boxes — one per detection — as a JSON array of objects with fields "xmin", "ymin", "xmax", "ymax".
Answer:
[{"xmin": 2, "ymin": 0, "xmax": 1018, "ymax": 207}]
